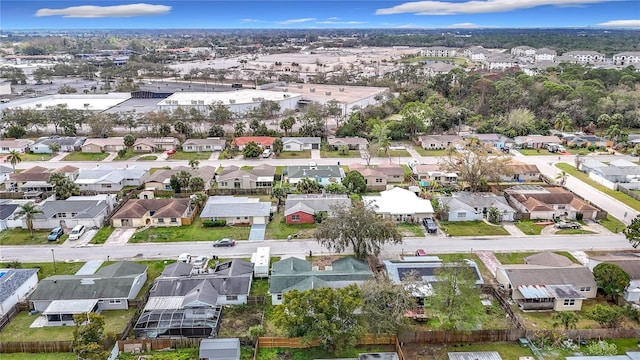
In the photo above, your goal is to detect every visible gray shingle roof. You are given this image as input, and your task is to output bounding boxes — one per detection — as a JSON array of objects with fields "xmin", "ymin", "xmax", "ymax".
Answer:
[
  {"xmin": 200, "ymin": 197, "xmax": 270, "ymax": 218},
  {"xmin": 282, "ymin": 137, "xmax": 321, "ymax": 144},
  {"xmin": 284, "ymin": 194, "xmax": 351, "ymax": 216},
  {"xmin": 199, "ymin": 338, "xmax": 240, "ymax": 360},
  {"xmin": 500, "ymin": 265, "xmax": 595, "ymax": 288},
  {"xmin": 33, "ymin": 136, "xmax": 86, "ymax": 147},
  {"xmin": 0, "ymin": 202, "xmax": 19, "ymax": 221},
  {"xmin": 161, "ymin": 262, "xmax": 193, "ymax": 277},
  {"xmin": 182, "ymin": 280, "xmax": 219, "ymax": 308},
  {"xmin": 287, "ymin": 165, "xmax": 344, "ymax": 179},
  {"xmin": 0, "ymin": 268, "xmax": 38, "ymax": 304},
  {"xmin": 34, "ymin": 200, "xmax": 108, "ymax": 220}
]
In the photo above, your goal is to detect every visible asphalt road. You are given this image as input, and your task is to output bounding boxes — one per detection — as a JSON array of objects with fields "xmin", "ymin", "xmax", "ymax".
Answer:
[{"xmin": 0, "ymin": 233, "xmax": 633, "ymax": 263}]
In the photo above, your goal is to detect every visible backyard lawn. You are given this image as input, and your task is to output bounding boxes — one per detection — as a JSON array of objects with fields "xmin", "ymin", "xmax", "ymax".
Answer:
[
  {"xmin": 413, "ymin": 146, "xmax": 448, "ymax": 156},
  {"xmin": 320, "ymin": 149, "xmax": 361, "ymax": 158},
  {"xmin": 439, "ymin": 221, "xmax": 509, "ymax": 236},
  {"xmin": 494, "ymin": 251, "xmax": 579, "ymax": 265},
  {"xmin": 556, "ymin": 163, "xmax": 640, "ymax": 212},
  {"xmin": 62, "ymin": 152, "xmax": 109, "ymax": 161},
  {"xmin": 513, "ymin": 220, "xmax": 547, "ymax": 235},
  {"xmin": 90, "ymin": 226, "xmax": 115, "ymax": 244},
  {"xmin": 130, "ymin": 218, "xmax": 250, "ymax": 242},
  {"xmin": 265, "ymin": 212, "xmax": 316, "ymax": 239},
  {"xmin": 167, "ymin": 151, "xmax": 212, "ymax": 161},
  {"xmin": 0, "ymin": 309, "xmax": 135, "ymax": 342},
  {"xmin": 0, "ymin": 353, "xmax": 78, "ymax": 360},
  {"xmin": 277, "ymin": 150, "xmax": 311, "ymax": 159},
  {"xmin": 0, "ymin": 228, "xmax": 67, "ymax": 246}
]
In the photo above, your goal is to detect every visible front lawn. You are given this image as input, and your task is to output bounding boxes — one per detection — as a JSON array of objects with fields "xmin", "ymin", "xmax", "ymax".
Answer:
[
  {"xmin": 19, "ymin": 153, "xmax": 54, "ymax": 161},
  {"xmin": 320, "ymin": 149, "xmax": 361, "ymax": 158},
  {"xmin": 167, "ymin": 151, "xmax": 212, "ymax": 161},
  {"xmin": 518, "ymin": 148, "xmax": 555, "ymax": 156},
  {"xmin": 0, "ymin": 228, "xmax": 65, "ymax": 245},
  {"xmin": 555, "ymin": 228, "xmax": 597, "ymax": 235},
  {"xmin": 112, "ymin": 149, "xmax": 138, "ymax": 160},
  {"xmin": 62, "ymin": 152, "xmax": 109, "ymax": 161},
  {"xmin": 130, "ymin": 218, "xmax": 250, "ymax": 242},
  {"xmin": 513, "ymin": 220, "xmax": 547, "ymax": 235},
  {"xmin": 90, "ymin": 226, "xmax": 115, "ymax": 244},
  {"xmin": 265, "ymin": 212, "xmax": 316, "ymax": 239},
  {"xmin": 413, "ymin": 146, "xmax": 448, "ymax": 156},
  {"xmin": 386, "ymin": 149, "xmax": 411, "ymax": 157},
  {"xmin": 277, "ymin": 150, "xmax": 311, "ymax": 159},
  {"xmin": 0, "ymin": 261, "xmax": 86, "ymax": 279},
  {"xmin": 137, "ymin": 155, "xmax": 158, "ymax": 161},
  {"xmin": 599, "ymin": 214, "xmax": 625, "ymax": 233},
  {"xmin": 0, "ymin": 308, "xmax": 135, "ymax": 341},
  {"xmin": 439, "ymin": 221, "xmax": 509, "ymax": 236},
  {"xmin": 556, "ymin": 163, "xmax": 640, "ymax": 211},
  {"xmin": 398, "ymin": 222, "xmax": 425, "ymax": 237},
  {"xmin": 494, "ymin": 251, "xmax": 579, "ymax": 265}
]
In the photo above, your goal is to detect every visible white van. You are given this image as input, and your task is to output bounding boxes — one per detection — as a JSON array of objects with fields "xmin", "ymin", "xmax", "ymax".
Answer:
[
  {"xmin": 262, "ymin": 149, "xmax": 272, "ymax": 158},
  {"xmin": 68, "ymin": 225, "xmax": 86, "ymax": 240}
]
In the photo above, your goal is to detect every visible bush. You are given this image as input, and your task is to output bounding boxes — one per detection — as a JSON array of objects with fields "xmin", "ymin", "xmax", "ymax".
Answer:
[
  {"xmin": 576, "ymin": 212, "xmax": 584, "ymax": 221},
  {"xmin": 202, "ymin": 219, "xmax": 226, "ymax": 227},
  {"xmin": 583, "ymin": 340, "xmax": 617, "ymax": 356}
]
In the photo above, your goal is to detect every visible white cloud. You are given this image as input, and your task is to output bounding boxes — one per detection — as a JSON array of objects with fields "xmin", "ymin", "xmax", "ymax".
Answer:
[
  {"xmin": 277, "ymin": 18, "xmax": 317, "ymax": 25},
  {"xmin": 240, "ymin": 18, "xmax": 261, "ymax": 23},
  {"xmin": 316, "ymin": 20, "xmax": 367, "ymax": 25},
  {"xmin": 596, "ymin": 19, "xmax": 640, "ymax": 27},
  {"xmin": 376, "ymin": 0, "xmax": 613, "ymax": 15},
  {"xmin": 448, "ymin": 22, "xmax": 480, "ymax": 28},
  {"xmin": 326, "ymin": 17, "xmax": 340, "ymax": 21},
  {"xmin": 36, "ymin": 3, "xmax": 171, "ymax": 18}
]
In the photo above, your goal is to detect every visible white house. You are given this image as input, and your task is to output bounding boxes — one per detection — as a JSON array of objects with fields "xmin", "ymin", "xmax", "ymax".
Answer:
[
  {"xmin": 74, "ymin": 166, "xmax": 149, "ymax": 193},
  {"xmin": 613, "ymin": 52, "xmax": 640, "ymax": 66},
  {"xmin": 0, "ymin": 139, "xmax": 33, "ymax": 154},
  {"xmin": 29, "ymin": 137, "xmax": 86, "ymax": 154},
  {"xmin": 363, "ymin": 187, "xmax": 434, "ymax": 223},
  {"xmin": 0, "ymin": 268, "xmax": 39, "ymax": 315},
  {"xmin": 182, "ymin": 138, "xmax": 226, "ymax": 152},
  {"xmin": 438, "ymin": 192, "xmax": 516, "ymax": 222},
  {"xmin": 282, "ymin": 137, "xmax": 321, "ymax": 151}
]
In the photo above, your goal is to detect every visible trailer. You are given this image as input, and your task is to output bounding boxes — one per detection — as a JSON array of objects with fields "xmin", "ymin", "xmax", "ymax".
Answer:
[{"xmin": 251, "ymin": 247, "xmax": 270, "ymax": 278}]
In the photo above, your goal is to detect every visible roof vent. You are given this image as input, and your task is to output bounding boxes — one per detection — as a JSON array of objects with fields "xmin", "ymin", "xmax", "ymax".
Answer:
[
  {"xmin": 309, "ymin": 88, "xmax": 315, "ymax": 93},
  {"xmin": 325, "ymin": 91, "xmax": 331, "ymax": 95},
  {"xmin": 229, "ymin": 99, "xmax": 236, "ymax": 104}
]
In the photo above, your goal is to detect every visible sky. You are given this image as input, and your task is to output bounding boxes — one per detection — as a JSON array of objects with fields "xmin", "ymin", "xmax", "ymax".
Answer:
[{"xmin": 1, "ymin": 0, "xmax": 639, "ymax": 30}]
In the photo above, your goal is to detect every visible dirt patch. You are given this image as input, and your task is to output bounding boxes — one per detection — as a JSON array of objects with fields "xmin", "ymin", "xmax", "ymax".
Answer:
[
  {"xmin": 218, "ymin": 305, "xmax": 263, "ymax": 338},
  {"xmin": 312, "ymin": 255, "xmax": 342, "ymax": 270}
]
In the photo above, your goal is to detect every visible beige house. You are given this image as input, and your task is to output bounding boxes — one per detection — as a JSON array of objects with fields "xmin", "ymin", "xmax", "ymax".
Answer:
[
  {"xmin": 133, "ymin": 137, "xmax": 179, "ymax": 153},
  {"xmin": 144, "ymin": 166, "xmax": 216, "ymax": 191},
  {"xmin": 81, "ymin": 137, "xmax": 125, "ymax": 153},
  {"xmin": 418, "ymin": 135, "xmax": 463, "ymax": 150},
  {"xmin": 327, "ymin": 136, "xmax": 369, "ymax": 150},
  {"xmin": 216, "ymin": 164, "xmax": 275, "ymax": 190},
  {"xmin": 348, "ymin": 165, "xmax": 387, "ymax": 191},
  {"xmin": 504, "ymin": 185, "xmax": 599, "ymax": 220},
  {"xmin": 111, "ymin": 198, "xmax": 195, "ymax": 228}
]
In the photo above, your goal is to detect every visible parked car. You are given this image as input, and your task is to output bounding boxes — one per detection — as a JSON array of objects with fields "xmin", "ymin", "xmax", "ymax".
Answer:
[
  {"xmin": 415, "ymin": 249, "xmax": 427, "ymax": 256},
  {"xmin": 192, "ymin": 256, "xmax": 208, "ymax": 269},
  {"xmin": 177, "ymin": 253, "xmax": 191, "ymax": 263},
  {"xmin": 213, "ymin": 238, "xmax": 236, "ymax": 247},
  {"xmin": 423, "ymin": 218, "xmax": 438, "ymax": 233},
  {"xmin": 68, "ymin": 225, "xmax": 86, "ymax": 240},
  {"xmin": 262, "ymin": 149, "xmax": 272, "ymax": 158},
  {"xmin": 166, "ymin": 148, "xmax": 177, "ymax": 155},
  {"xmin": 47, "ymin": 227, "xmax": 64, "ymax": 241},
  {"xmin": 554, "ymin": 221, "xmax": 581, "ymax": 229}
]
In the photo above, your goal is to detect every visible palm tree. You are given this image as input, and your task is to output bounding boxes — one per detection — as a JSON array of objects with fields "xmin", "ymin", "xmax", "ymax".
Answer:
[
  {"xmin": 188, "ymin": 159, "xmax": 200, "ymax": 170},
  {"xmin": 371, "ymin": 123, "xmax": 390, "ymax": 155},
  {"xmin": 556, "ymin": 171, "xmax": 568, "ymax": 186},
  {"xmin": 7, "ymin": 150, "xmax": 22, "ymax": 173},
  {"xmin": 605, "ymin": 124, "xmax": 622, "ymax": 146},
  {"xmin": 554, "ymin": 112, "xmax": 572, "ymax": 132},
  {"xmin": 552, "ymin": 311, "xmax": 579, "ymax": 331},
  {"xmin": 16, "ymin": 203, "xmax": 43, "ymax": 236},
  {"xmin": 176, "ymin": 170, "xmax": 192, "ymax": 190}
]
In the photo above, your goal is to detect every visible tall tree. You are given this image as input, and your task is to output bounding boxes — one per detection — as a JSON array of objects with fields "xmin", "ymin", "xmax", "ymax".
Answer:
[
  {"xmin": 554, "ymin": 112, "xmax": 573, "ymax": 132},
  {"xmin": 273, "ymin": 285, "xmax": 365, "ymax": 352},
  {"xmin": 7, "ymin": 150, "xmax": 22, "ymax": 173},
  {"xmin": 316, "ymin": 202, "xmax": 402, "ymax": 260},
  {"xmin": 592, "ymin": 263, "xmax": 630, "ymax": 302},
  {"xmin": 188, "ymin": 159, "xmax": 200, "ymax": 170},
  {"xmin": 123, "ymin": 133, "xmax": 136, "ymax": 148},
  {"xmin": 428, "ymin": 262, "xmax": 485, "ymax": 331},
  {"xmin": 16, "ymin": 203, "xmax": 43, "ymax": 236},
  {"xmin": 370, "ymin": 122, "xmax": 391, "ymax": 155},
  {"xmin": 72, "ymin": 313, "xmax": 108, "ymax": 360},
  {"xmin": 49, "ymin": 142, "xmax": 61, "ymax": 154},
  {"xmin": 280, "ymin": 116, "xmax": 296, "ymax": 136},
  {"xmin": 624, "ymin": 215, "xmax": 640, "ymax": 248},
  {"xmin": 360, "ymin": 279, "xmax": 416, "ymax": 336},
  {"xmin": 295, "ymin": 178, "xmax": 323, "ymax": 194},
  {"xmin": 439, "ymin": 142, "xmax": 510, "ymax": 192},
  {"xmin": 552, "ymin": 311, "xmax": 579, "ymax": 331},
  {"xmin": 272, "ymin": 138, "xmax": 284, "ymax": 155},
  {"xmin": 189, "ymin": 176, "xmax": 205, "ymax": 192},
  {"xmin": 176, "ymin": 170, "xmax": 192, "ymax": 190},
  {"xmin": 342, "ymin": 171, "xmax": 367, "ymax": 194},
  {"xmin": 242, "ymin": 141, "xmax": 262, "ymax": 158}
]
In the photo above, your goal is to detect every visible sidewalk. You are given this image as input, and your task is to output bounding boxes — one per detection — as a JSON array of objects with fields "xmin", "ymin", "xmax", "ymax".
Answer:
[
  {"xmin": 49, "ymin": 153, "xmax": 68, "ymax": 161},
  {"xmin": 404, "ymin": 145, "xmax": 422, "ymax": 159},
  {"xmin": 502, "ymin": 222, "xmax": 526, "ymax": 236}
]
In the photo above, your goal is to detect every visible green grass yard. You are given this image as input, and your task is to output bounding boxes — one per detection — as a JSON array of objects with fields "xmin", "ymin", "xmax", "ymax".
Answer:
[
  {"xmin": 130, "ymin": 218, "xmax": 250, "ymax": 242},
  {"xmin": 556, "ymin": 163, "xmax": 640, "ymax": 212},
  {"xmin": 413, "ymin": 146, "xmax": 448, "ymax": 156},
  {"xmin": 555, "ymin": 228, "xmax": 597, "ymax": 235},
  {"xmin": 513, "ymin": 220, "xmax": 547, "ymax": 235},
  {"xmin": 494, "ymin": 251, "xmax": 579, "ymax": 265},
  {"xmin": 398, "ymin": 222, "xmax": 425, "ymax": 237},
  {"xmin": 518, "ymin": 148, "xmax": 555, "ymax": 156},
  {"xmin": 0, "ymin": 353, "xmax": 78, "ymax": 360},
  {"xmin": 0, "ymin": 261, "xmax": 86, "ymax": 279},
  {"xmin": 265, "ymin": 212, "xmax": 316, "ymax": 239},
  {"xmin": 0, "ymin": 228, "xmax": 67, "ymax": 246},
  {"xmin": 599, "ymin": 215, "xmax": 625, "ymax": 233},
  {"xmin": 320, "ymin": 149, "xmax": 361, "ymax": 158},
  {"xmin": 18, "ymin": 153, "xmax": 54, "ymax": 161},
  {"xmin": 439, "ymin": 221, "xmax": 509, "ymax": 236},
  {"xmin": 277, "ymin": 150, "xmax": 311, "ymax": 159},
  {"xmin": 167, "ymin": 151, "xmax": 212, "ymax": 161},
  {"xmin": 137, "ymin": 155, "xmax": 158, "ymax": 161},
  {"xmin": 62, "ymin": 152, "xmax": 109, "ymax": 161},
  {"xmin": 89, "ymin": 226, "xmax": 115, "ymax": 244}
]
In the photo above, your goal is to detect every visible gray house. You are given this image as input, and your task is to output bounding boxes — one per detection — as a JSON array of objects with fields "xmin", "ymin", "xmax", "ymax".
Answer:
[
  {"xmin": 182, "ymin": 138, "xmax": 226, "ymax": 152},
  {"xmin": 438, "ymin": 192, "xmax": 516, "ymax": 222},
  {"xmin": 287, "ymin": 165, "xmax": 345, "ymax": 186},
  {"xmin": 216, "ymin": 164, "xmax": 275, "ymax": 191},
  {"xmin": 30, "ymin": 261, "xmax": 147, "ymax": 325},
  {"xmin": 282, "ymin": 137, "xmax": 321, "ymax": 151},
  {"xmin": 30, "ymin": 136, "xmax": 86, "ymax": 154},
  {"xmin": 29, "ymin": 199, "xmax": 110, "ymax": 230},
  {"xmin": 200, "ymin": 196, "xmax": 271, "ymax": 225}
]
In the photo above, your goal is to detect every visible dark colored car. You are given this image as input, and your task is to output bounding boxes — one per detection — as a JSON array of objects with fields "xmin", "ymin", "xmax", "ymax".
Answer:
[
  {"xmin": 47, "ymin": 227, "xmax": 64, "ymax": 241},
  {"xmin": 213, "ymin": 238, "xmax": 236, "ymax": 247},
  {"xmin": 423, "ymin": 218, "xmax": 438, "ymax": 233}
]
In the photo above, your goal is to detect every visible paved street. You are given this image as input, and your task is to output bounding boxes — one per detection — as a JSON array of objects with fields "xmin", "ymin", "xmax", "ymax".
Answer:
[{"xmin": 0, "ymin": 233, "xmax": 634, "ymax": 263}]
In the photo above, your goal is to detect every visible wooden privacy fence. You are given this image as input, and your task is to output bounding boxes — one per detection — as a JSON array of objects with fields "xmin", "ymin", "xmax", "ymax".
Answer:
[
  {"xmin": 398, "ymin": 329, "xmax": 526, "ymax": 344},
  {"xmin": 257, "ymin": 334, "xmax": 396, "ymax": 349},
  {"xmin": 0, "ymin": 341, "xmax": 73, "ymax": 353},
  {"xmin": 117, "ymin": 338, "xmax": 201, "ymax": 352}
]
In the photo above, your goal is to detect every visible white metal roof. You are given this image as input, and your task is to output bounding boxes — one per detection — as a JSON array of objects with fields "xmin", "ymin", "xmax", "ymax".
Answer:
[
  {"xmin": 158, "ymin": 89, "xmax": 301, "ymax": 106},
  {"xmin": 43, "ymin": 299, "xmax": 98, "ymax": 314}
]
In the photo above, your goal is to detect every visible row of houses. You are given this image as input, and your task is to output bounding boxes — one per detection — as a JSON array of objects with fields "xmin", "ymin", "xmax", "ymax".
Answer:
[{"xmin": 579, "ymin": 158, "xmax": 640, "ymax": 191}]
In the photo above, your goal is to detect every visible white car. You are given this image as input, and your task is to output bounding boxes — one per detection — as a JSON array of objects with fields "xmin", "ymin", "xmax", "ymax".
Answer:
[
  {"xmin": 177, "ymin": 253, "xmax": 191, "ymax": 263},
  {"xmin": 192, "ymin": 256, "xmax": 208, "ymax": 269}
]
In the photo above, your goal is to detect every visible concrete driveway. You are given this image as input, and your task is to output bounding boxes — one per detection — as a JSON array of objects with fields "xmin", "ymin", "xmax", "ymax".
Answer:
[{"xmin": 104, "ymin": 228, "xmax": 136, "ymax": 247}]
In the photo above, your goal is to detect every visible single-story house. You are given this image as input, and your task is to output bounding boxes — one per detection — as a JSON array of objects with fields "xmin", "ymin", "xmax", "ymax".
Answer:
[
  {"xmin": 376, "ymin": 162, "xmax": 406, "ymax": 183},
  {"xmin": 216, "ymin": 164, "xmax": 275, "ymax": 191},
  {"xmin": 412, "ymin": 164, "xmax": 458, "ymax": 186},
  {"xmin": 30, "ymin": 261, "xmax": 147, "ymax": 325},
  {"xmin": 29, "ymin": 136, "xmax": 86, "ymax": 154},
  {"xmin": 0, "ymin": 200, "xmax": 21, "ymax": 232},
  {"xmin": 282, "ymin": 137, "xmax": 321, "ymax": 151},
  {"xmin": 74, "ymin": 165, "xmax": 149, "ymax": 193},
  {"xmin": 464, "ymin": 134, "xmax": 512, "ymax": 150},
  {"xmin": 578, "ymin": 158, "xmax": 608, "ymax": 173},
  {"xmin": 514, "ymin": 135, "xmax": 562, "ymax": 149},
  {"xmin": 501, "ymin": 160, "xmax": 541, "ymax": 182},
  {"xmin": 269, "ymin": 256, "xmax": 374, "ymax": 305},
  {"xmin": 182, "ymin": 138, "xmax": 226, "ymax": 152},
  {"xmin": 587, "ymin": 159, "xmax": 640, "ymax": 189},
  {"xmin": 495, "ymin": 263, "xmax": 596, "ymax": 311},
  {"xmin": 563, "ymin": 134, "xmax": 610, "ymax": 148},
  {"xmin": 504, "ymin": 185, "xmax": 599, "ymax": 220},
  {"xmin": 0, "ymin": 139, "xmax": 33, "ymax": 154},
  {"xmin": 81, "ymin": 137, "xmax": 125, "ymax": 153},
  {"xmin": 286, "ymin": 165, "xmax": 345, "ymax": 186},
  {"xmin": 144, "ymin": 165, "xmax": 216, "ymax": 191},
  {"xmin": 51, "ymin": 165, "xmax": 80, "ymax": 181},
  {"xmin": 284, "ymin": 193, "xmax": 351, "ymax": 224},
  {"xmin": 363, "ymin": 187, "xmax": 434, "ymax": 223},
  {"xmin": 352, "ymin": 167, "xmax": 388, "ymax": 190},
  {"xmin": 4, "ymin": 165, "xmax": 54, "ymax": 192},
  {"xmin": 200, "ymin": 196, "xmax": 271, "ymax": 225},
  {"xmin": 112, "ymin": 198, "xmax": 195, "ymax": 228},
  {"xmin": 199, "ymin": 338, "xmax": 241, "ymax": 360},
  {"xmin": 27, "ymin": 199, "xmax": 110, "ymax": 230},
  {"xmin": 133, "ymin": 137, "xmax": 180, "ymax": 153},
  {"xmin": 418, "ymin": 135, "xmax": 463, "ymax": 150},
  {"xmin": 327, "ymin": 136, "xmax": 369, "ymax": 150},
  {"xmin": 588, "ymin": 255, "xmax": 640, "ymax": 303},
  {"xmin": 0, "ymin": 268, "xmax": 39, "ymax": 316},
  {"xmin": 0, "ymin": 165, "xmax": 12, "ymax": 184},
  {"xmin": 437, "ymin": 192, "xmax": 516, "ymax": 222},
  {"xmin": 231, "ymin": 136, "xmax": 275, "ymax": 150}
]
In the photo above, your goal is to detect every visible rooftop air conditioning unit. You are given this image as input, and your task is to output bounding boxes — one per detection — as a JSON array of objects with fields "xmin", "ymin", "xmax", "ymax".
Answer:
[
  {"xmin": 309, "ymin": 88, "xmax": 315, "ymax": 93},
  {"xmin": 229, "ymin": 99, "xmax": 236, "ymax": 104},
  {"xmin": 325, "ymin": 91, "xmax": 331, "ymax": 95},
  {"xmin": 339, "ymin": 87, "xmax": 345, "ymax": 92},
  {"xmin": 35, "ymin": 103, "xmax": 42, "ymax": 107},
  {"xmin": 297, "ymin": 84, "xmax": 303, "ymax": 89},
  {"xmin": 191, "ymin": 100, "xmax": 197, "ymax": 104},
  {"xmin": 283, "ymin": 88, "xmax": 288, "ymax": 92}
]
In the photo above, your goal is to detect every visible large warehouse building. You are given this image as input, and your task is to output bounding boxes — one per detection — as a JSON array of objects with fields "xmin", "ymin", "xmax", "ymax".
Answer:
[{"xmin": 156, "ymin": 89, "xmax": 301, "ymax": 115}]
